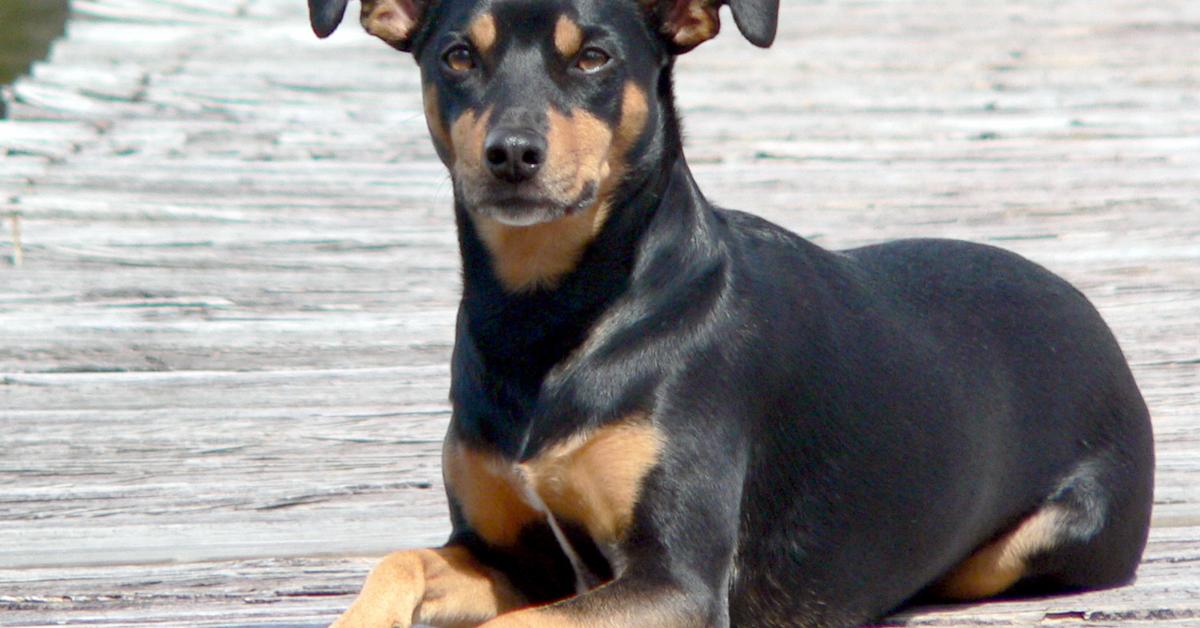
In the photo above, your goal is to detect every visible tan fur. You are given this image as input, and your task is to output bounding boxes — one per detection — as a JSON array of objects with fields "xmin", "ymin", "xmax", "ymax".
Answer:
[
  {"xmin": 424, "ymin": 84, "xmax": 453, "ymax": 161},
  {"xmin": 469, "ymin": 12, "xmax": 498, "ymax": 54},
  {"xmin": 447, "ymin": 86, "xmax": 647, "ymax": 295},
  {"xmin": 360, "ymin": 0, "xmax": 421, "ymax": 46},
  {"xmin": 330, "ymin": 545, "xmax": 523, "ymax": 628},
  {"xmin": 521, "ymin": 417, "xmax": 664, "ymax": 546},
  {"xmin": 473, "ymin": 206, "xmax": 610, "ymax": 292},
  {"xmin": 444, "ymin": 439, "xmax": 542, "ymax": 548},
  {"xmin": 336, "ymin": 422, "xmax": 677, "ymax": 628},
  {"xmin": 555, "ymin": 15, "xmax": 585, "ymax": 58},
  {"xmin": 616, "ymin": 83, "xmax": 649, "ymax": 150},
  {"xmin": 468, "ymin": 82, "xmax": 648, "ymax": 292},
  {"xmin": 934, "ymin": 506, "xmax": 1067, "ymax": 600},
  {"xmin": 652, "ymin": 0, "xmax": 721, "ymax": 49},
  {"xmin": 441, "ymin": 416, "xmax": 662, "ymax": 553},
  {"xmin": 543, "ymin": 106, "xmax": 614, "ymax": 201},
  {"xmin": 451, "ymin": 106, "xmax": 493, "ymax": 181},
  {"xmin": 469, "ymin": 106, "xmax": 614, "ymax": 292},
  {"xmin": 604, "ymin": 82, "xmax": 649, "ymax": 194}
]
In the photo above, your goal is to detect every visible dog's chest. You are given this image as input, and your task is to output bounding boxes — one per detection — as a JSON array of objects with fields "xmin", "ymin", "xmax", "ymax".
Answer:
[{"xmin": 443, "ymin": 420, "xmax": 663, "ymax": 585}]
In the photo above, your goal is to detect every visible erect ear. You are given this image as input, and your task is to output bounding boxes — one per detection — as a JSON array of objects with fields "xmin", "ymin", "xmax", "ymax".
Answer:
[
  {"xmin": 307, "ymin": 0, "xmax": 428, "ymax": 52},
  {"xmin": 647, "ymin": 0, "xmax": 779, "ymax": 52}
]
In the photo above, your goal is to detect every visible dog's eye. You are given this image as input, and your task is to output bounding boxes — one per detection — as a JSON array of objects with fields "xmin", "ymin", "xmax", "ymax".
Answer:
[
  {"xmin": 574, "ymin": 48, "xmax": 611, "ymax": 73},
  {"xmin": 443, "ymin": 45, "xmax": 475, "ymax": 72}
]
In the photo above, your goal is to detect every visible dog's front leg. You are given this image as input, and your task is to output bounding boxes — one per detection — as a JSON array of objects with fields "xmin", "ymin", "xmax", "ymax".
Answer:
[
  {"xmin": 479, "ymin": 569, "xmax": 720, "ymax": 628},
  {"xmin": 331, "ymin": 545, "xmax": 524, "ymax": 628}
]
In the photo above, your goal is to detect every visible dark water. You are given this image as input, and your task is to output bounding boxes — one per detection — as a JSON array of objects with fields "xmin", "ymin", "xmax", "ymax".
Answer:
[{"xmin": 0, "ymin": 0, "xmax": 69, "ymax": 85}]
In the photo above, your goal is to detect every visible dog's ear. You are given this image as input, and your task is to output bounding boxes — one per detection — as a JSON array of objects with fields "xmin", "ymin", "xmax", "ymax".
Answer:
[
  {"xmin": 307, "ymin": 0, "xmax": 428, "ymax": 52},
  {"xmin": 727, "ymin": 0, "xmax": 779, "ymax": 48},
  {"xmin": 308, "ymin": 0, "xmax": 350, "ymax": 38},
  {"xmin": 646, "ymin": 0, "xmax": 779, "ymax": 52}
]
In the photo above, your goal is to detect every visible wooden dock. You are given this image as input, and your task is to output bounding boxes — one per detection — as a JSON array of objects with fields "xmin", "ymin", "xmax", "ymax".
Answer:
[{"xmin": 1, "ymin": 0, "xmax": 1197, "ymax": 625}]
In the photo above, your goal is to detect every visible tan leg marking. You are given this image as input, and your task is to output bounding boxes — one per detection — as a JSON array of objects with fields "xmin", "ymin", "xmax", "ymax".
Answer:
[
  {"xmin": 520, "ymin": 417, "xmax": 664, "ymax": 547},
  {"xmin": 331, "ymin": 546, "xmax": 524, "ymax": 628},
  {"xmin": 934, "ymin": 506, "xmax": 1067, "ymax": 600},
  {"xmin": 444, "ymin": 439, "xmax": 542, "ymax": 548},
  {"xmin": 469, "ymin": 12, "xmax": 498, "ymax": 55},
  {"xmin": 554, "ymin": 15, "xmax": 584, "ymax": 58}
]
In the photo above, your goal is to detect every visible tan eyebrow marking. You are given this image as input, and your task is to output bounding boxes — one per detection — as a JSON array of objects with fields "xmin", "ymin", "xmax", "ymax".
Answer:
[
  {"xmin": 555, "ymin": 14, "xmax": 584, "ymax": 58},
  {"xmin": 468, "ymin": 12, "xmax": 498, "ymax": 54}
]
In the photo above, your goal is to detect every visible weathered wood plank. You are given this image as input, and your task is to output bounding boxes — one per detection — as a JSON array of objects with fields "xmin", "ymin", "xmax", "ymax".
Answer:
[{"xmin": 0, "ymin": 528, "xmax": 1196, "ymax": 626}]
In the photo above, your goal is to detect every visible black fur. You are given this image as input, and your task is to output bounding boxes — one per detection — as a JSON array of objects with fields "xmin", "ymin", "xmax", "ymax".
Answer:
[{"xmin": 310, "ymin": 1, "xmax": 1154, "ymax": 625}]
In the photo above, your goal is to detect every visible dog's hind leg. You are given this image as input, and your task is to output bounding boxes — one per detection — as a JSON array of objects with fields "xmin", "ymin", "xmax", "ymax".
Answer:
[
  {"xmin": 935, "ymin": 457, "xmax": 1153, "ymax": 600},
  {"xmin": 932, "ymin": 503, "xmax": 1072, "ymax": 600},
  {"xmin": 933, "ymin": 456, "xmax": 1151, "ymax": 600},
  {"xmin": 1019, "ymin": 454, "xmax": 1154, "ymax": 594}
]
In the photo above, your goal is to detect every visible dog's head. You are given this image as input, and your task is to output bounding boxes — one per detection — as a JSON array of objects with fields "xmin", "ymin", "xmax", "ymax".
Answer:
[
  {"xmin": 309, "ymin": 0, "xmax": 776, "ymax": 289},
  {"xmin": 310, "ymin": 0, "xmax": 776, "ymax": 222}
]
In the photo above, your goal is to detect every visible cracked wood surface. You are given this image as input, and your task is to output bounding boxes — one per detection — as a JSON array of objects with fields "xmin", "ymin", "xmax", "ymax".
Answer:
[{"xmin": 1, "ymin": 0, "xmax": 1198, "ymax": 625}]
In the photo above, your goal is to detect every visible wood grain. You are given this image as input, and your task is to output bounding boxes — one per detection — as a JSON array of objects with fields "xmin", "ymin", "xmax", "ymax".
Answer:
[{"xmin": 1, "ymin": 0, "xmax": 1197, "ymax": 625}]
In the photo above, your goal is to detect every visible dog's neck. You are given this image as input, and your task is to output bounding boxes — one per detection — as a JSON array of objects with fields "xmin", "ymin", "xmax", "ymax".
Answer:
[
  {"xmin": 453, "ymin": 150, "xmax": 717, "ymax": 384},
  {"xmin": 449, "ymin": 65, "xmax": 696, "ymax": 380}
]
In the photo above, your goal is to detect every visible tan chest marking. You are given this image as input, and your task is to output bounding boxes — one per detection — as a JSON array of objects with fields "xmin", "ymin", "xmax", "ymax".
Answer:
[
  {"xmin": 520, "ymin": 419, "xmax": 664, "ymax": 547},
  {"xmin": 443, "ymin": 419, "xmax": 664, "ymax": 551},
  {"xmin": 444, "ymin": 439, "xmax": 541, "ymax": 548}
]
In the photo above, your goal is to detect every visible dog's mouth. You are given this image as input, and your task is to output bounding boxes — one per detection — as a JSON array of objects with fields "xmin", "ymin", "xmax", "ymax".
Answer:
[{"xmin": 466, "ymin": 181, "xmax": 599, "ymax": 227}]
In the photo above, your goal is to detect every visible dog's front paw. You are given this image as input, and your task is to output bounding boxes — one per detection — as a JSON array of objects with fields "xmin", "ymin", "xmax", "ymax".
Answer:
[{"xmin": 329, "ymin": 603, "xmax": 406, "ymax": 628}]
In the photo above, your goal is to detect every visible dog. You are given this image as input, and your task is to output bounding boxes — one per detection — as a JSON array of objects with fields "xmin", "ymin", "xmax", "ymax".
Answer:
[{"xmin": 305, "ymin": 1, "xmax": 1155, "ymax": 626}]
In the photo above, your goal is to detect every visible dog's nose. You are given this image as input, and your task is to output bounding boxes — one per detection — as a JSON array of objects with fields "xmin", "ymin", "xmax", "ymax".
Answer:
[{"xmin": 484, "ymin": 128, "xmax": 546, "ymax": 183}]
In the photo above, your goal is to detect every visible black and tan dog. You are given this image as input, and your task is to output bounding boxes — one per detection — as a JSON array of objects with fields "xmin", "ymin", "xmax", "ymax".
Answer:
[{"xmin": 306, "ymin": 1, "xmax": 1155, "ymax": 626}]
